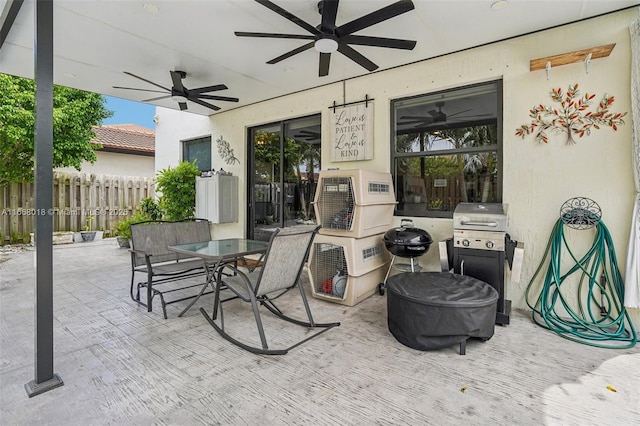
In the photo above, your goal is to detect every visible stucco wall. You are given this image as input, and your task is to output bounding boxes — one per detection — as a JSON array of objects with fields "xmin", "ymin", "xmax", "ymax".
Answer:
[
  {"xmin": 154, "ymin": 108, "xmax": 212, "ymax": 172},
  {"xmin": 156, "ymin": 8, "xmax": 639, "ymax": 327},
  {"xmin": 57, "ymin": 151, "xmax": 155, "ymax": 178}
]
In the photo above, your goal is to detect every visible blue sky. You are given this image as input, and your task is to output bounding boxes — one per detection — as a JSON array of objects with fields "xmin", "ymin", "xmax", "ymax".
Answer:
[{"xmin": 102, "ymin": 96, "xmax": 156, "ymax": 129}]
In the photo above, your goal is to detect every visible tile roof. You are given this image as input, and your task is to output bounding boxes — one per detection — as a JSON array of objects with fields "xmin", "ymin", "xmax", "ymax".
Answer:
[{"xmin": 92, "ymin": 124, "xmax": 155, "ymax": 154}]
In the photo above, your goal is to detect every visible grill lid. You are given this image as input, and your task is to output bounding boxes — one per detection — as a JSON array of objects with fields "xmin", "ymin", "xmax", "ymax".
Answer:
[
  {"xmin": 383, "ymin": 219, "xmax": 433, "ymax": 258},
  {"xmin": 453, "ymin": 203, "xmax": 508, "ymax": 232}
]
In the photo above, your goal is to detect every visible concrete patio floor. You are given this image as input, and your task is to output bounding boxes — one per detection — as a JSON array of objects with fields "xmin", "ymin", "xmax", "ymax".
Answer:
[{"xmin": 1, "ymin": 238, "xmax": 638, "ymax": 425}]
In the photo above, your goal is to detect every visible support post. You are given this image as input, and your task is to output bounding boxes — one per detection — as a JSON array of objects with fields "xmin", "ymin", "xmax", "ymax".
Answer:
[{"xmin": 25, "ymin": 0, "xmax": 64, "ymax": 398}]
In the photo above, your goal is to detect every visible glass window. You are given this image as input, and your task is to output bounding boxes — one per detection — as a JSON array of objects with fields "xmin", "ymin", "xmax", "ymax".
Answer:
[
  {"xmin": 183, "ymin": 136, "xmax": 211, "ymax": 172},
  {"xmin": 391, "ymin": 81, "xmax": 502, "ymax": 218},
  {"xmin": 248, "ymin": 114, "xmax": 321, "ymax": 241}
]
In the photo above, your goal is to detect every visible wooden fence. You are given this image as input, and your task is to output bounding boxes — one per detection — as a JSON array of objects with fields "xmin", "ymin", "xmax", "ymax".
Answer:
[
  {"xmin": 423, "ymin": 173, "xmax": 498, "ymax": 211},
  {"xmin": 0, "ymin": 172, "xmax": 155, "ymax": 243}
]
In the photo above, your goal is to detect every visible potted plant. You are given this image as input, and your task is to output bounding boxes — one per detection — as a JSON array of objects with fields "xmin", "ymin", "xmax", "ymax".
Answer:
[
  {"xmin": 80, "ymin": 215, "xmax": 96, "ymax": 242},
  {"xmin": 114, "ymin": 212, "xmax": 152, "ymax": 248},
  {"xmin": 265, "ymin": 203, "xmax": 274, "ymax": 225},
  {"xmin": 428, "ymin": 199, "xmax": 444, "ymax": 210},
  {"xmin": 114, "ymin": 219, "xmax": 131, "ymax": 248}
]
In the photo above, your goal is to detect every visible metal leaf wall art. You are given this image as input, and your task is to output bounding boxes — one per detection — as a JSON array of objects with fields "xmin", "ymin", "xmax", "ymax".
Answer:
[
  {"xmin": 515, "ymin": 84, "xmax": 627, "ymax": 144},
  {"xmin": 216, "ymin": 135, "xmax": 239, "ymax": 165}
]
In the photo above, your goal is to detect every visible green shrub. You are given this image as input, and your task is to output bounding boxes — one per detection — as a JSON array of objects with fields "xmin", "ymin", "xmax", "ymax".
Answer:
[
  {"xmin": 155, "ymin": 161, "xmax": 200, "ymax": 221},
  {"xmin": 140, "ymin": 197, "xmax": 162, "ymax": 220},
  {"xmin": 114, "ymin": 212, "xmax": 151, "ymax": 240}
]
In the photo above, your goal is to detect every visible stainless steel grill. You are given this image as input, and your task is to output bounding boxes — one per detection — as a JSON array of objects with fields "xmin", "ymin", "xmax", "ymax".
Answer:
[
  {"xmin": 451, "ymin": 203, "xmax": 511, "ymax": 325},
  {"xmin": 453, "ymin": 203, "xmax": 508, "ymax": 252}
]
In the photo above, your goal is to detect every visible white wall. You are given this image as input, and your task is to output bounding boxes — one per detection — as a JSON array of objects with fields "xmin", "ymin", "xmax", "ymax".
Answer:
[
  {"xmin": 156, "ymin": 9, "xmax": 639, "ymax": 327},
  {"xmin": 154, "ymin": 107, "xmax": 241, "ymax": 237},
  {"xmin": 154, "ymin": 107, "xmax": 213, "ymax": 172},
  {"xmin": 57, "ymin": 151, "xmax": 155, "ymax": 178}
]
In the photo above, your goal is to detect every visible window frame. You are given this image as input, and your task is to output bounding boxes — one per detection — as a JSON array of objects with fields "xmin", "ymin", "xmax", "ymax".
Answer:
[
  {"xmin": 246, "ymin": 113, "xmax": 322, "ymax": 239},
  {"xmin": 390, "ymin": 80, "xmax": 503, "ymax": 218},
  {"xmin": 182, "ymin": 135, "xmax": 212, "ymax": 172}
]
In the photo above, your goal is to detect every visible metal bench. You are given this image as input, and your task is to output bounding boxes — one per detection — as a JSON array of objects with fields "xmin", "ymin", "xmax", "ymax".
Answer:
[{"xmin": 129, "ymin": 219, "xmax": 211, "ymax": 319}]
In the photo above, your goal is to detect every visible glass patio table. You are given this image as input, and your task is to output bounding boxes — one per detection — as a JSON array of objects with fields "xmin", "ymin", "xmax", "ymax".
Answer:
[{"xmin": 168, "ymin": 238, "xmax": 269, "ymax": 317}]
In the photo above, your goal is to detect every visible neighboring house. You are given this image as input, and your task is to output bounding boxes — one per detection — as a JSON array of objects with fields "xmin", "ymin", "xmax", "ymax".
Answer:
[
  {"xmin": 57, "ymin": 123, "xmax": 155, "ymax": 178},
  {"xmin": 155, "ymin": 9, "xmax": 640, "ymax": 327}
]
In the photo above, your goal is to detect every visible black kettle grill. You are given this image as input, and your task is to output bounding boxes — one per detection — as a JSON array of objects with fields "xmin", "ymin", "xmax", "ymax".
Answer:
[
  {"xmin": 379, "ymin": 219, "xmax": 433, "ymax": 295},
  {"xmin": 383, "ymin": 219, "xmax": 433, "ymax": 257}
]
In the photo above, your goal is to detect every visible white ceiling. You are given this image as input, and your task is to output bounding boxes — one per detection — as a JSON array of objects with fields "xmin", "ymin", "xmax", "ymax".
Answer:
[{"xmin": 1, "ymin": 0, "xmax": 639, "ymax": 116}]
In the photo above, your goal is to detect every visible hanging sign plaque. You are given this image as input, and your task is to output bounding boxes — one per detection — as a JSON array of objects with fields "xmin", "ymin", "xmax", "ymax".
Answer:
[{"xmin": 330, "ymin": 104, "xmax": 373, "ymax": 162}]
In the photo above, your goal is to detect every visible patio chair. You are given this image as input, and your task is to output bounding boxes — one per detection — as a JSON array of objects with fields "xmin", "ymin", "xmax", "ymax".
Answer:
[{"xmin": 200, "ymin": 225, "xmax": 340, "ymax": 355}]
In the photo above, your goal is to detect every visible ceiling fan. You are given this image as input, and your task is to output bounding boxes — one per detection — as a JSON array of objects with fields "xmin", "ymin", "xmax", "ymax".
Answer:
[
  {"xmin": 235, "ymin": 0, "xmax": 417, "ymax": 77},
  {"xmin": 294, "ymin": 129, "xmax": 321, "ymax": 142},
  {"xmin": 113, "ymin": 70, "xmax": 239, "ymax": 111},
  {"xmin": 400, "ymin": 101, "xmax": 489, "ymax": 128}
]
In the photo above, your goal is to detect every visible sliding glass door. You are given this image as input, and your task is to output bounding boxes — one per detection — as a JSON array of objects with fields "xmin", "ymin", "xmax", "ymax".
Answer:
[{"xmin": 248, "ymin": 114, "xmax": 321, "ymax": 241}]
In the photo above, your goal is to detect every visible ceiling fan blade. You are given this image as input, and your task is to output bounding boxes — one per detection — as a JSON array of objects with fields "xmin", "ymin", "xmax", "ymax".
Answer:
[
  {"xmin": 267, "ymin": 41, "xmax": 315, "ymax": 64},
  {"xmin": 190, "ymin": 98, "xmax": 221, "ymax": 111},
  {"xmin": 337, "ymin": 44, "xmax": 378, "ymax": 72},
  {"xmin": 336, "ymin": 0, "xmax": 414, "ymax": 37},
  {"xmin": 142, "ymin": 95, "xmax": 171, "ymax": 102},
  {"xmin": 178, "ymin": 102, "xmax": 188, "ymax": 111},
  {"xmin": 319, "ymin": 52, "xmax": 331, "ymax": 77},
  {"xmin": 112, "ymin": 86, "xmax": 167, "ymax": 94},
  {"xmin": 196, "ymin": 94, "xmax": 239, "ymax": 103},
  {"xmin": 342, "ymin": 35, "xmax": 416, "ymax": 50},
  {"xmin": 447, "ymin": 109, "xmax": 473, "ymax": 118},
  {"xmin": 400, "ymin": 118, "xmax": 431, "ymax": 125},
  {"xmin": 190, "ymin": 84, "xmax": 228, "ymax": 95},
  {"xmin": 320, "ymin": 0, "xmax": 339, "ymax": 32},
  {"xmin": 123, "ymin": 71, "xmax": 170, "ymax": 91},
  {"xmin": 235, "ymin": 31, "xmax": 315, "ymax": 40},
  {"xmin": 255, "ymin": 0, "xmax": 320, "ymax": 35},
  {"xmin": 170, "ymin": 71, "xmax": 186, "ymax": 92},
  {"xmin": 448, "ymin": 113, "xmax": 494, "ymax": 119}
]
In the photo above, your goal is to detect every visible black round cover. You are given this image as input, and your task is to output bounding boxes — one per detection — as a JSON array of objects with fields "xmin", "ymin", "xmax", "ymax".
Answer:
[
  {"xmin": 388, "ymin": 272, "xmax": 498, "ymax": 307},
  {"xmin": 387, "ymin": 272, "xmax": 498, "ymax": 351}
]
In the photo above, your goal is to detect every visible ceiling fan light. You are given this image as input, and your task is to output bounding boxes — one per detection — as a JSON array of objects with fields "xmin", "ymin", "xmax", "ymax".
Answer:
[
  {"xmin": 171, "ymin": 94, "xmax": 187, "ymax": 103},
  {"xmin": 314, "ymin": 38, "xmax": 338, "ymax": 53},
  {"xmin": 491, "ymin": 1, "xmax": 508, "ymax": 10},
  {"xmin": 143, "ymin": 3, "xmax": 159, "ymax": 13}
]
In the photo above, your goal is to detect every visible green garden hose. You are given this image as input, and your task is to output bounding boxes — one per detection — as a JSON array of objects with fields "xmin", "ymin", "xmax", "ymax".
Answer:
[{"xmin": 525, "ymin": 216, "xmax": 637, "ymax": 349}]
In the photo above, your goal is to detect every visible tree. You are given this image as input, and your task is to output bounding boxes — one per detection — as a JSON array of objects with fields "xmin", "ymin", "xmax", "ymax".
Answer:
[
  {"xmin": 0, "ymin": 73, "xmax": 112, "ymax": 185},
  {"xmin": 253, "ymin": 130, "xmax": 280, "ymax": 182},
  {"xmin": 285, "ymin": 137, "xmax": 320, "ymax": 220},
  {"xmin": 439, "ymin": 125, "xmax": 497, "ymax": 203},
  {"xmin": 396, "ymin": 124, "xmax": 498, "ymax": 206}
]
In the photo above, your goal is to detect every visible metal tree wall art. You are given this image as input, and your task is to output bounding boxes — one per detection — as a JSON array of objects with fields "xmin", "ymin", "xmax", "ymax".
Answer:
[
  {"xmin": 216, "ymin": 135, "xmax": 239, "ymax": 165},
  {"xmin": 515, "ymin": 84, "xmax": 627, "ymax": 144}
]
